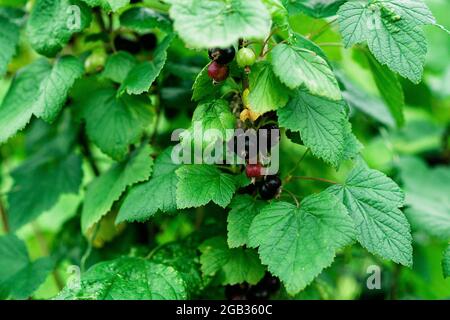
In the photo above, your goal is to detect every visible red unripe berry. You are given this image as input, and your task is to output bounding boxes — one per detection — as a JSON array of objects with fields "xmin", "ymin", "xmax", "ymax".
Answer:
[
  {"xmin": 246, "ymin": 163, "xmax": 262, "ymax": 178},
  {"xmin": 207, "ymin": 61, "xmax": 229, "ymax": 82}
]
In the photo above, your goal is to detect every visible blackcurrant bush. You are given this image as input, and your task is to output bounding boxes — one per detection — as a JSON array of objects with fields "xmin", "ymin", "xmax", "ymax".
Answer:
[
  {"xmin": 237, "ymin": 47, "xmax": 256, "ymax": 68},
  {"xmin": 208, "ymin": 46, "xmax": 236, "ymax": 64},
  {"xmin": 207, "ymin": 61, "xmax": 229, "ymax": 82},
  {"xmin": 246, "ymin": 163, "xmax": 262, "ymax": 178},
  {"xmin": 114, "ymin": 36, "xmax": 141, "ymax": 54},
  {"xmin": 140, "ymin": 33, "xmax": 157, "ymax": 51}
]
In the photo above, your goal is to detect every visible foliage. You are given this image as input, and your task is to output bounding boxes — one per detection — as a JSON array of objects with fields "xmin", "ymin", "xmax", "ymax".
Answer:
[{"xmin": 0, "ymin": 0, "xmax": 449, "ymax": 301}]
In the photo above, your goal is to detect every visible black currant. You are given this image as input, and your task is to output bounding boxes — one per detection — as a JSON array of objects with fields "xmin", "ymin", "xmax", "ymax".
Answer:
[
  {"xmin": 207, "ymin": 61, "xmax": 229, "ymax": 82},
  {"xmin": 259, "ymin": 183, "xmax": 278, "ymax": 200},
  {"xmin": 140, "ymin": 33, "xmax": 157, "ymax": 51},
  {"xmin": 264, "ymin": 175, "xmax": 282, "ymax": 191},
  {"xmin": 114, "ymin": 36, "xmax": 141, "ymax": 54},
  {"xmin": 208, "ymin": 46, "xmax": 236, "ymax": 64}
]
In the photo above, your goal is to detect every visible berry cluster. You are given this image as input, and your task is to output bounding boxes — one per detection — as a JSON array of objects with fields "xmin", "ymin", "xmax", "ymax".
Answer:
[
  {"xmin": 225, "ymin": 273, "xmax": 280, "ymax": 300},
  {"xmin": 114, "ymin": 33, "xmax": 157, "ymax": 54},
  {"xmin": 207, "ymin": 46, "xmax": 235, "ymax": 83}
]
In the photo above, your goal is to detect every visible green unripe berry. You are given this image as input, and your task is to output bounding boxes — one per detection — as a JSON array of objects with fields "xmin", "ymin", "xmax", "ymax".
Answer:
[
  {"xmin": 237, "ymin": 47, "xmax": 256, "ymax": 68},
  {"xmin": 84, "ymin": 49, "xmax": 106, "ymax": 74}
]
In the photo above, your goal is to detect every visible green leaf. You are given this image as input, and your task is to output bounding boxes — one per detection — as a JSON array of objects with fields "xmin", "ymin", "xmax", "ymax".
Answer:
[
  {"xmin": 282, "ymin": 0, "xmax": 346, "ymax": 18},
  {"xmin": 78, "ymin": 88, "xmax": 154, "ymax": 161},
  {"xmin": 192, "ymin": 64, "xmax": 221, "ymax": 102},
  {"xmin": 0, "ymin": 59, "xmax": 51, "ymax": 144},
  {"xmin": 56, "ymin": 257, "xmax": 187, "ymax": 300},
  {"xmin": 338, "ymin": 71, "xmax": 395, "ymax": 127},
  {"xmin": 199, "ymin": 237, "xmax": 265, "ymax": 285},
  {"xmin": 152, "ymin": 241, "xmax": 204, "ymax": 296},
  {"xmin": 248, "ymin": 62, "xmax": 290, "ymax": 114},
  {"xmin": 8, "ymin": 150, "xmax": 83, "ymax": 231},
  {"xmin": 444, "ymin": 245, "xmax": 450, "ymax": 278},
  {"xmin": 328, "ymin": 161, "xmax": 413, "ymax": 267},
  {"xmin": 102, "ymin": 51, "xmax": 137, "ymax": 84},
  {"xmin": 227, "ymin": 195, "xmax": 265, "ymax": 248},
  {"xmin": 277, "ymin": 89, "xmax": 349, "ymax": 167},
  {"xmin": 120, "ymin": 7, "xmax": 172, "ymax": 32},
  {"xmin": 80, "ymin": 0, "xmax": 129, "ymax": 12},
  {"xmin": 0, "ymin": 56, "xmax": 83, "ymax": 143},
  {"xmin": 398, "ymin": 157, "xmax": 450, "ymax": 239},
  {"xmin": 248, "ymin": 192, "xmax": 355, "ymax": 294},
  {"xmin": 338, "ymin": 1, "xmax": 430, "ymax": 83},
  {"xmin": 81, "ymin": 145, "xmax": 154, "ymax": 233},
  {"xmin": 378, "ymin": 0, "xmax": 435, "ymax": 25},
  {"xmin": 0, "ymin": 235, "xmax": 54, "ymax": 300},
  {"xmin": 0, "ymin": 16, "xmax": 20, "ymax": 77},
  {"xmin": 271, "ymin": 42, "xmax": 341, "ymax": 100},
  {"xmin": 176, "ymin": 165, "xmax": 236, "ymax": 209},
  {"xmin": 27, "ymin": 0, "xmax": 91, "ymax": 57},
  {"xmin": 169, "ymin": 0, "xmax": 271, "ymax": 48},
  {"xmin": 181, "ymin": 99, "xmax": 235, "ymax": 148},
  {"xmin": 34, "ymin": 56, "xmax": 84, "ymax": 123},
  {"xmin": 117, "ymin": 148, "xmax": 180, "ymax": 223},
  {"xmin": 119, "ymin": 35, "xmax": 173, "ymax": 95}
]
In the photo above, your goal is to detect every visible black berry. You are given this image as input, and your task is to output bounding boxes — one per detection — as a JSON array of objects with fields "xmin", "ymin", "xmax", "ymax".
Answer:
[
  {"xmin": 140, "ymin": 33, "xmax": 157, "ymax": 51},
  {"xmin": 246, "ymin": 163, "xmax": 262, "ymax": 178},
  {"xmin": 259, "ymin": 175, "xmax": 282, "ymax": 200},
  {"xmin": 259, "ymin": 183, "xmax": 278, "ymax": 200},
  {"xmin": 114, "ymin": 36, "xmax": 140, "ymax": 54},
  {"xmin": 265, "ymin": 175, "xmax": 282, "ymax": 191},
  {"xmin": 208, "ymin": 61, "xmax": 229, "ymax": 82},
  {"xmin": 208, "ymin": 46, "xmax": 236, "ymax": 64}
]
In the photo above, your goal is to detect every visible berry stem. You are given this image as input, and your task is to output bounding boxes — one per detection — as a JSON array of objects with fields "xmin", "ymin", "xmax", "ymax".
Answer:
[
  {"xmin": 283, "ymin": 189, "xmax": 300, "ymax": 207},
  {"xmin": 260, "ymin": 27, "xmax": 279, "ymax": 57}
]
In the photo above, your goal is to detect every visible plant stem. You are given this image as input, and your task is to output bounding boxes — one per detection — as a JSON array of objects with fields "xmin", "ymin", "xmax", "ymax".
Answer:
[
  {"xmin": 93, "ymin": 8, "xmax": 107, "ymax": 33},
  {"xmin": 317, "ymin": 42, "xmax": 344, "ymax": 47},
  {"xmin": 310, "ymin": 18, "xmax": 337, "ymax": 40},
  {"xmin": 283, "ymin": 189, "xmax": 300, "ymax": 207},
  {"xmin": 0, "ymin": 197, "xmax": 9, "ymax": 233},
  {"xmin": 78, "ymin": 129, "xmax": 100, "ymax": 177},
  {"xmin": 291, "ymin": 176, "xmax": 338, "ymax": 185},
  {"xmin": 260, "ymin": 28, "xmax": 279, "ymax": 57},
  {"xmin": 31, "ymin": 223, "xmax": 64, "ymax": 291},
  {"xmin": 80, "ymin": 223, "xmax": 99, "ymax": 272},
  {"xmin": 284, "ymin": 148, "xmax": 310, "ymax": 183}
]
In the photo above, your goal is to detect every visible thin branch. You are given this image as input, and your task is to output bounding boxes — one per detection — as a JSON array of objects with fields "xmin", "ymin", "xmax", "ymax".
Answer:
[
  {"xmin": 32, "ymin": 223, "xmax": 64, "ymax": 291},
  {"xmin": 291, "ymin": 176, "xmax": 338, "ymax": 185},
  {"xmin": 78, "ymin": 129, "xmax": 100, "ymax": 177},
  {"xmin": 283, "ymin": 189, "xmax": 300, "ymax": 207},
  {"xmin": 0, "ymin": 198, "xmax": 9, "ymax": 233},
  {"xmin": 260, "ymin": 27, "xmax": 279, "ymax": 57},
  {"xmin": 310, "ymin": 18, "xmax": 338, "ymax": 40},
  {"xmin": 284, "ymin": 148, "xmax": 310, "ymax": 183},
  {"xmin": 317, "ymin": 42, "xmax": 344, "ymax": 47}
]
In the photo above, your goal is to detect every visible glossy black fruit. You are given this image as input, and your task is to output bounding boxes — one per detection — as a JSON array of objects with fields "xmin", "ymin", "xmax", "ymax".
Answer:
[
  {"xmin": 140, "ymin": 33, "xmax": 157, "ymax": 51},
  {"xmin": 208, "ymin": 46, "xmax": 236, "ymax": 64},
  {"xmin": 265, "ymin": 175, "xmax": 282, "ymax": 191},
  {"xmin": 259, "ymin": 183, "xmax": 278, "ymax": 200},
  {"xmin": 114, "ymin": 36, "xmax": 141, "ymax": 54}
]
